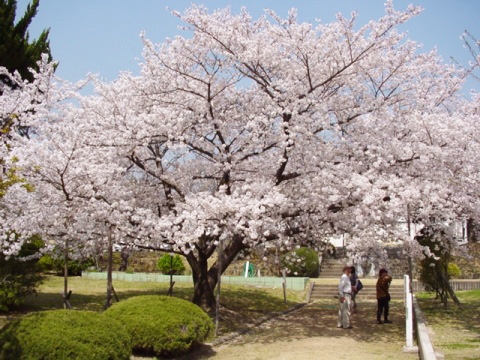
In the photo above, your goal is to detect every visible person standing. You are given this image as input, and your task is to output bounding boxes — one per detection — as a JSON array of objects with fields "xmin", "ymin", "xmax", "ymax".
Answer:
[
  {"xmin": 376, "ymin": 268, "xmax": 392, "ymax": 324},
  {"xmin": 337, "ymin": 265, "xmax": 353, "ymax": 329},
  {"xmin": 350, "ymin": 265, "xmax": 359, "ymax": 313}
]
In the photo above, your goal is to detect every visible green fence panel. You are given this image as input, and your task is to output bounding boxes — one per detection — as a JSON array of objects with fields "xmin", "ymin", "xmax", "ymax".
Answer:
[{"xmin": 82, "ymin": 272, "xmax": 309, "ymax": 290}]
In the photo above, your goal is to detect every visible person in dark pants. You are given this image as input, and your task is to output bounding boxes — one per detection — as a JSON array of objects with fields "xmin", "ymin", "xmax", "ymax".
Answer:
[
  {"xmin": 350, "ymin": 266, "xmax": 359, "ymax": 313},
  {"xmin": 376, "ymin": 268, "xmax": 392, "ymax": 324}
]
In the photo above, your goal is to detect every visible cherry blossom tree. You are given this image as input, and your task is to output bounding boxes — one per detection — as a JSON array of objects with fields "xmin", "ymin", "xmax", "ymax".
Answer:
[
  {"xmin": 1, "ymin": 56, "xmax": 55, "ymax": 245},
  {"xmin": 11, "ymin": 97, "xmax": 143, "ymax": 307},
  {"xmin": 1, "ymin": 61, "xmax": 135, "ymax": 307},
  {"xmin": 457, "ymin": 30, "xmax": 480, "ymax": 241},
  {"xmin": 6, "ymin": 2, "xmax": 480, "ymax": 311},
  {"xmin": 84, "ymin": 2, "xmax": 478, "ymax": 309}
]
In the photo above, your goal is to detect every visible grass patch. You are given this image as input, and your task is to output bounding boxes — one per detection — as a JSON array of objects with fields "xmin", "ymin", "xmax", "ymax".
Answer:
[
  {"xmin": 416, "ymin": 290, "xmax": 480, "ymax": 359},
  {"xmin": 443, "ymin": 343, "xmax": 480, "ymax": 350},
  {"xmin": 1, "ymin": 275, "xmax": 304, "ymax": 337},
  {"xmin": 215, "ymin": 285, "xmax": 303, "ymax": 333}
]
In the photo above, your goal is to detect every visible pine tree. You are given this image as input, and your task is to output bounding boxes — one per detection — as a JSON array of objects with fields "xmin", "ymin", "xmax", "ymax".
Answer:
[
  {"xmin": 0, "ymin": 0, "xmax": 52, "ymax": 88},
  {"xmin": 1, "ymin": 0, "xmax": 53, "ymax": 136}
]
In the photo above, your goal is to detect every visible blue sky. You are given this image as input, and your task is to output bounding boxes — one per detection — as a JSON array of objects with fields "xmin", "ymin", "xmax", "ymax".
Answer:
[{"xmin": 17, "ymin": 0, "xmax": 480, "ymax": 94}]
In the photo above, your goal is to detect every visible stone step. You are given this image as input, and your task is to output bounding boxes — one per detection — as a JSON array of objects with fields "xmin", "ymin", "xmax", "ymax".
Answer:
[
  {"xmin": 319, "ymin": 269, "xmax": 346, "ymax": 278},
  {"xmin": 318, "ymin": 259, "xmax": 350, "ymax": 278},
  {"xmin": 319, "ymin": 271, "xmax": 344, "ymax": 278},
  {"xmin": 309, "ymin": 283, "xmax": 404, "ymax": 300}
]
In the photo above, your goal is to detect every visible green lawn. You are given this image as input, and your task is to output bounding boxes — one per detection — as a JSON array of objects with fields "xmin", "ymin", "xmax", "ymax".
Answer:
[
  {"xmin": 416, "ymin": 290, "xmax": 480, "ymax": 360},
  {"xmin": 2, "ymin": 275, "xmax": 304, "ymax": 336}
]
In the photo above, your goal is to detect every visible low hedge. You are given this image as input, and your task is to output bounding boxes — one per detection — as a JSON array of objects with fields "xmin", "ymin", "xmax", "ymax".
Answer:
[
  {"xmin": 104, "ymin": 295, "xmax": 213, "ymax": 357},
  {"xmin": 0, "ymin": 309, "xmax": 131, "ymax": 360}
]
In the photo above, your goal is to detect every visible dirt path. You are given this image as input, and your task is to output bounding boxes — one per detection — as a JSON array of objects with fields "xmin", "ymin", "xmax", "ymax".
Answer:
[{"xmin": 178, "ymin": 299, "xmax": 420, "ymax": 360}]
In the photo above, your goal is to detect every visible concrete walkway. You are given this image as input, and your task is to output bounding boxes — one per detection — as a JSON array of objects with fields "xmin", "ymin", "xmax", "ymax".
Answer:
[{"xmin": 173, "ymin": 299, "xmax": 420, "ymax": 360}]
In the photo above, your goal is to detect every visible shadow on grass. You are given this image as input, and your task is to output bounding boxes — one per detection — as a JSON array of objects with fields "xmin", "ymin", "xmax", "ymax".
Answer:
[
  {"xmin": 21, "ymin": 287, "xmax": 195, "ymax": 313},
  {"xmin": 215, "ymin": 299, "xmax": 407, "ymax": 345},
  {"xmin": 416, "ymin": 291, "xmax": 480, "ymax": 338},
  {"xmin": 14, "ymin": 282, "xmax": 306, "ymax": 359},
  {"xmin": 216, "ymin": 286, "xmax": 300, "ymax": 335},
  {"xmin": 170, "ymin": 300, "xmax": 409, "ymax": 360},
  {"xmin": 17, "ymin": 280, "xmax": 409, "ymax": 348}
]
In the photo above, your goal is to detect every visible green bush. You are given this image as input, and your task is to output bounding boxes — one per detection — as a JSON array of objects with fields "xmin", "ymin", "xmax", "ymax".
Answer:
[
  {"xmin": 0, "ymin": 235, "xmax": 44, "ymax": 312},
  {"xmin": 104, "ymin": 295, "xmax": 213, "ymax": 357},
  {"xmin": 282, "ymin": 247, "xmax": 319, "ymax": 278},
  {"xmin": 452, "ymin": 243, "xmax": 480, "ymax": 279},
  {"xmin": 0, "ymin": 275, "xmax": 37, "ymax": 312},
  {"xmin": 448, "ymin": 262, "xmax": 462, "ymax": 278},
  {"xmin": 0, "ymin": 309, "xmax": 131, "ymax": 360},
  {"xmin": 157, "ymin": 254, "xmax": 186, "ymax": 275},
  {"xmin": 37, "ymin": 254, "xmax": 95, "ymax": 276}
]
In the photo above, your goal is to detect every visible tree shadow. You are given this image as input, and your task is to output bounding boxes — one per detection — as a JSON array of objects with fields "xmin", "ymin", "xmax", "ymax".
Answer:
[
  {"xmin": 21, "ymin": 287, "xmax": 195, "ymax": 313},
  {"xmin": 215, "ymin": 299, "xmax": 407, "ymax": 346}
]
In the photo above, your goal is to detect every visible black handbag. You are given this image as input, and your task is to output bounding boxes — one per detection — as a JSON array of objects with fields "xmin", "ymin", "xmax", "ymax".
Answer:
[{"xmin": 356, "ymin": 279, "xmax": 363, "ymax": 291}]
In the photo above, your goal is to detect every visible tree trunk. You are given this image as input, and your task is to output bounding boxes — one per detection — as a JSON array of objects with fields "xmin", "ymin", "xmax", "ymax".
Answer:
[
  {"xmin": 215, "ymin": 239, "xmax": 223, "ymax": 335},
  {"xmin": 187, "ymin": 247, "xmax": 217, "ymax": 311},
  {"xmin": 437, "ymin": 267, "xmax": 461, "ymax": 308},
  {"xmin": 63, "ymin": 238, "xmax": 69, "ymax": 309},
  {"xmin": 104, "ymin": 224, "xmax": 113, "ymax": 309},
  {"xmin": 192, "ymin": 270, "xmax": 217, "ymax": 312},
  {"xmin": 187, "ymin": 234, "xmax": 248, "ymax": 312}
]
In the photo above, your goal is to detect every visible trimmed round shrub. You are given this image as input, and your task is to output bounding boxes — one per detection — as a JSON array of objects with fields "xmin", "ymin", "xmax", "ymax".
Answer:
[
  {"xmin": 104, "ymin": 295, "xmax": 213, "ymax": 357},
  {"xmin": 0, "ymin": 310, "xmax": 131, "ymax": 360}
]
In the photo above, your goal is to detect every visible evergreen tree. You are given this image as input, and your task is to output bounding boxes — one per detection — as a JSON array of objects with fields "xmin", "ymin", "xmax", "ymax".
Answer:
[{"xmin": 0, "ymin": 0, "xmax": 52, "ymax": 89}]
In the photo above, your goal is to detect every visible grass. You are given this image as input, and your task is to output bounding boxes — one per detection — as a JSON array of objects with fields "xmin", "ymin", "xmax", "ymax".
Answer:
[
  {"xmin": 0, "ymin": 275, "xmax": 304, "ymax": 336},
  {"xmin": 416, "ymin": 290, "xmax": 480, "ymax": 359},
  {"xmin": 4, "ymin": 276, "xmax": 480, "ymax": 359}
]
